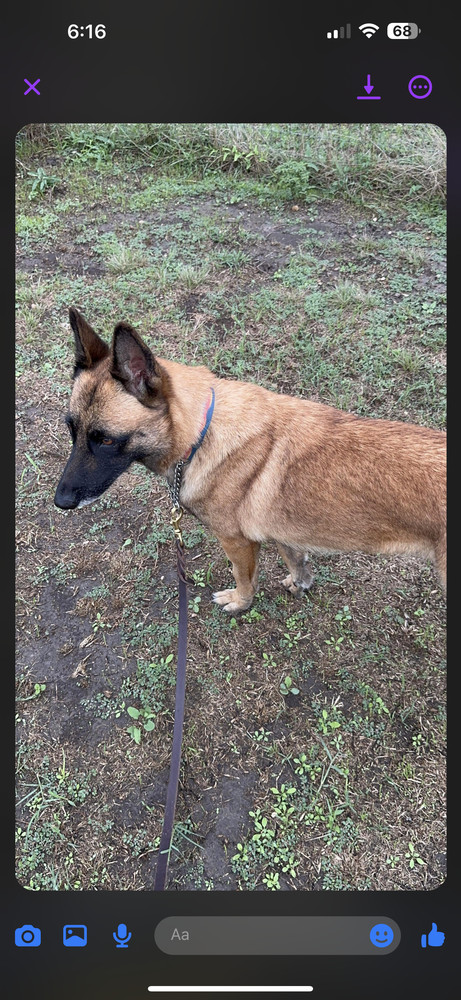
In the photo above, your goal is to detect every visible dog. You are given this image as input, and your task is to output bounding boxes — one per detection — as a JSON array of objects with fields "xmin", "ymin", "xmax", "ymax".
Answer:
[{"xmin": 54, "ymin": 308, "xmax": 446, "ymax": 612}]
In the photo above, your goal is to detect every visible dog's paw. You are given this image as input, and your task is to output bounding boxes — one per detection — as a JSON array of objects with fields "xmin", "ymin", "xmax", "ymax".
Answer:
[
  {"xmin": 281, "ymin": 572, "xmax": 314, "ymax": 596},
  {"xmin": 213, "ymin": 589, "xmax": 252, "ymax": 613}
]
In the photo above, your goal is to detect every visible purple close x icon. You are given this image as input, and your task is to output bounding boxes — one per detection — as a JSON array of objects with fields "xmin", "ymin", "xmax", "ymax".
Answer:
[{"xmin": 24, "ymin": 78, "xmax": 40, "ymax": 95}]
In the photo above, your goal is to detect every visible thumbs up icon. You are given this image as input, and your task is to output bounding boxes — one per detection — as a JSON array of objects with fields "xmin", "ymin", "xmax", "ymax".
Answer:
[{"xmin": 421, "ymin": 923, "xmax": 445, "ymax": 947}]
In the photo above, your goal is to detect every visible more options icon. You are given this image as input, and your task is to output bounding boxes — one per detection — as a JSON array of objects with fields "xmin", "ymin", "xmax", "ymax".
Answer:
[
  {"xmin": 15, "ymin": 924, "xmax": 41, "ymax": 947},
  {"xmin": 408, "ymin": 75, "xmax": 432, "ymax": 99},
  {"xmin": 63, "ymin": 924, "xmax": 87, "ymax": 947}
]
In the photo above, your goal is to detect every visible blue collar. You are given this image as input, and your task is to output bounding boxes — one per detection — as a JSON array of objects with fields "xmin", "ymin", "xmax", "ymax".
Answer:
[{"xmin": 182, "ymin": 387, "xmax": 215, "ymax": 463}]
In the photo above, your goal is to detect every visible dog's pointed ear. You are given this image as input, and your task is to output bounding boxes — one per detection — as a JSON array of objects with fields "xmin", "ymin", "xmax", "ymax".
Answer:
[
  {"xmin": 69, "ymin": 307, "xmax": 109, "ymax": 369},
  {"xmin": 110, "ymin": 323, "xmax": 162, "ymax": 403}
]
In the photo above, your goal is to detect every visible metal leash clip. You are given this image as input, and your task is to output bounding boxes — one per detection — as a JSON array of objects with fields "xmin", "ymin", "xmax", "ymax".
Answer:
[
  {"xmin": 168, "ymin": 460, "xmax": 185, "ymax": 546},
  {"xmin": 170, "ymin": 505, "xmax": 184, "ymax": 546}
]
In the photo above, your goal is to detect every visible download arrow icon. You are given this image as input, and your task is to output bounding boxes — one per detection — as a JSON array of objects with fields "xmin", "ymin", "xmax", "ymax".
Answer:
[{"xmin": 357, "ymin": 74, "xmax": 381, "ymax": 100}]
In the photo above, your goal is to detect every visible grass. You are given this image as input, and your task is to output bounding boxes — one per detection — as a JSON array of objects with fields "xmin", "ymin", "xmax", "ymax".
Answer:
[
  {"xmin": 17, "ymin": 122, "xmax": 446, "ymax": 203},
  {"xmin": 15, "ymin": 123, "xmax": 446, "ymax": 892}
]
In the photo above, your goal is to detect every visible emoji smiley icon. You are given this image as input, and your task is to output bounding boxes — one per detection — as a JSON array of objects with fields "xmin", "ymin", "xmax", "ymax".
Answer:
[{"xmin": 370, "ymin": 923, "xmax": 394, "ymax": 948}]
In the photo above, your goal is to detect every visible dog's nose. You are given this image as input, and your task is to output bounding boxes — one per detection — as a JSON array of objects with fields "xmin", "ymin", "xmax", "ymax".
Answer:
[{"xmin": 54, "ymin": 483, "xmax": 80, "ymax": 509}]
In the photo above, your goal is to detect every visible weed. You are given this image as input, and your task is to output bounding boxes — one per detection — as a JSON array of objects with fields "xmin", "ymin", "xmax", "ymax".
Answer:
[
  {"xmin": 126, "ymin": 706, "xmax": 156, "ymax": 744},
  {"xmin": 334, "ymin": 605, "xmax": 352, "ymax": 627},
  {"xmin": 325, "ymin": 634, "xmax": 345, "ymax": 654},
  {"xmin": 122, "ymin": 829, "xmax": 160, "ymax": 858},
  {"xmin": 85, "ymin": 584, "xmax": 110, "ymax": 600},
  {"xmin": 92, "ymin": 612, "xmax": 112, "ymax": 633},
  {"xmin": 271, "ymin": 784, "xmax": 297, "ymax": 827},
  {"xmin": 50, "ymin": 561, "xmax": 76, "ymax": 585},
  {"xmin": 16, "ymin": 682, "xmax": 46, "ymax": 704},
  {"xmin": 252, "ymin": 727, "xmax": 272, "ymax": 744},
  {"xmin": 222, "ymin": 143, "xmax": 266, "ymax": 173},
  {"xmin": 63, "ymin": 129, "xmax": 115, "ymax": 165},
  {"xmin": 280, "ymin": 675, "xmax": 300, "ymax": 697},
  {"xmin": 178, "ymin": 264, "xmax": 212, "ymax": 290},
  {"xmin": 317, "ymin": 707, "xmax": 342, "ymax": 735},
  {"xmin": 273, "ymin": 159, "xmax": 319, "ymax": 201},
  {"xmin": 293, "ymin": 754, "xmax": 322, "ymax": 780},
  {"xmin": 320, "ymin": 857, "xmax": 371, "ymax": 891},
  {"xmin": 242, "ymin": 606, "xmax": 264, "ymax": 623},
  {"xmin": 105, "ymin": 245, "xmax": 146, "ymax": 275},
  {"xmin": 15, "ymin": 751, "xmax": 97, "ymax": 889},
  {"xmin": 405, "ymin": 842, "xmax": 426, "ymax": 870},
  {"xmin": 280, "ymin": 614, "xmax": 305, "ymax": 650},
  {"xmin": 26, "ymin": 167, "xmax": 60, "ymax": 200},
  {"xmin": 232, "ymin": 789, "xmax": 300, "ymax": 889},
  {"xmin": 262, "ymin": 651, "xmax": 277, "ymax": 671},
  {"xmin": 188, "ymin": 593, "xmax": 202, "ymax": 614}
]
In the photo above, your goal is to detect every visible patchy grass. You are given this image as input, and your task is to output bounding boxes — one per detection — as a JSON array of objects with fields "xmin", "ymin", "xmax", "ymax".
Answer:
[{"xmin": 15, "ymin": 123, "xmax": 446, "ymax": 891}]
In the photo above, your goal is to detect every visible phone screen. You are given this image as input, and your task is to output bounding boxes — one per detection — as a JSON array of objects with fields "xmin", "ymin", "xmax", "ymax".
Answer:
[{"xmin": 5, "ymin": 7, "xmax": 454, "ymax": 999}]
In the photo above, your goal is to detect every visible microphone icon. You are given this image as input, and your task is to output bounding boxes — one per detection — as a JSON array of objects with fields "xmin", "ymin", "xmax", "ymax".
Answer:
[{"xmin": 113, "ymin": 923, "xmax": 132, "ymax": 948}]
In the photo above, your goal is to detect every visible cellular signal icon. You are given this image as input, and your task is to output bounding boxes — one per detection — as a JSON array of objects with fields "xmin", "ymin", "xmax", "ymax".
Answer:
[
  {"xmin": 359, "ymin": 23, "xmax": 380, "ymax": 38},
  {"xmin": 326, "ymin": 23, "xmax": 351, "ymax": 39}
]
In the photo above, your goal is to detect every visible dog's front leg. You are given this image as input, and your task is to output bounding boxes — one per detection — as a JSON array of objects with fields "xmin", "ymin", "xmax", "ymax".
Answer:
[{"xmin": 213, "ymin": 536, "xmax": 261, "ymax": 613}]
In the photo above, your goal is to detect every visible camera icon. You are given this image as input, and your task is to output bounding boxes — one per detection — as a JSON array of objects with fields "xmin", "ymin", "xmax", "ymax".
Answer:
[{"xmin": 15, "ymin": 924, "xmax": 41, "ymax": 947}]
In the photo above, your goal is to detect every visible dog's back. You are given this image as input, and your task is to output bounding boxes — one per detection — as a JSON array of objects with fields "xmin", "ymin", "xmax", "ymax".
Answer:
[{"xmin": 180, "ymin": 379, "xmax": 446, "ymax": 588}]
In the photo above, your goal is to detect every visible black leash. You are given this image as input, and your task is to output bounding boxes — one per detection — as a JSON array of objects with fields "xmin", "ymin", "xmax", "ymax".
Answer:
[
  {"xmin": 153, "ymin": 393, "xmax": 215, "ymax": 889},
  {"xmin": 154, "ymin": 464, "xmax": 188, "ymax": 891}
]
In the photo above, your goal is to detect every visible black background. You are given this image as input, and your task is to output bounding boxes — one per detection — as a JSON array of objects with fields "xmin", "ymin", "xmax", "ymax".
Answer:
[{"xmin": 3, "ymin": 4, "xmax": 455, "ymax": 997}]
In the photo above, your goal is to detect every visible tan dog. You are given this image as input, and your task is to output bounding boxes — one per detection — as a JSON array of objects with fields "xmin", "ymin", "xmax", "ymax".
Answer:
[{"xmin": 55, "ymin": 308, "xmax": 446, "ymax": 612}]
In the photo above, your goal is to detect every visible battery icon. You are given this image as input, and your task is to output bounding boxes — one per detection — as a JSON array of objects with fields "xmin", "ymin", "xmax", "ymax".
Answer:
[{"xmin": 387, "ymin": 22, "xmax": 421, "ymax": 39}]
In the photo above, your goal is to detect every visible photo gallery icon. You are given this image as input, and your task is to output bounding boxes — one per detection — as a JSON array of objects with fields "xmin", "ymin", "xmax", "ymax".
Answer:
[{"xmin": 63, "ymin": 925, "xmax": 87, "ymax": 947}]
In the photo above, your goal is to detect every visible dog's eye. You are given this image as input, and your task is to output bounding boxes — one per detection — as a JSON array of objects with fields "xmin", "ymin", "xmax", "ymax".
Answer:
[{"xmin": 88, "ymin": 430, "xmax": 115, "ymax": 447}]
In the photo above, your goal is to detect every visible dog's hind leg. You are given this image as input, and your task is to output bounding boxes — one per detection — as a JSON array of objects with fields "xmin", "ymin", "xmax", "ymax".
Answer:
[
  {"xmin": 435, "ymin": 534, "xmax": 446, "ymax": 592},
  {"xmin": 277, "ymin": 543, "xmax": 314, "ymax": 596},
  {"xmin": 213, "ymin": 536, "xmax": 261, "ymax": 613}
]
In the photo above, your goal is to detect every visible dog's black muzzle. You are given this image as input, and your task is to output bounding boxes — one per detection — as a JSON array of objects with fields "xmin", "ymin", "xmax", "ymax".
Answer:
[
  {"xmin": 54, "ymin": 445, "xmax": 133, "ymax": 510},
  {"xmin": 54, "ymin": 478, "xmax": 93, "ymax": 510},
  {"xmin": 54, "ymin": 460, "xmax": 102, "ymax": 509}
]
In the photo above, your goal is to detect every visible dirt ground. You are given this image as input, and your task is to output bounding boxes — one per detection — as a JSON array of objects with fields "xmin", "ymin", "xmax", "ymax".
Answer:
[{"xmin": 15, "ymin": 151, "xmax": 446, "ymax": 891}]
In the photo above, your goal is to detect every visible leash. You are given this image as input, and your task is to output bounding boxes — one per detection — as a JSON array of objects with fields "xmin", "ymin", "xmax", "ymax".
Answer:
[
  {"xmin": 154, "ymin": 464, "xmax": 188, "ymax": 891},
  {"xmin": 153, "ymin": 389, "xmax": 215, "ymax": 890}
]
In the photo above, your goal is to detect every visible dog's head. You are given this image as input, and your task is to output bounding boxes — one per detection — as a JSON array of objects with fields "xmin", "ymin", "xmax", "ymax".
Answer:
[{"xmin": 54, "ymin": 308, "xmax": 173, "ymax": 509}]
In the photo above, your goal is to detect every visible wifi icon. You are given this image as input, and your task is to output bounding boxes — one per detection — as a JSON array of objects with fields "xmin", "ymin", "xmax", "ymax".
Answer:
[{"xmin": 359, "ymin": 22, "xmax": 380, "ymax": 38}]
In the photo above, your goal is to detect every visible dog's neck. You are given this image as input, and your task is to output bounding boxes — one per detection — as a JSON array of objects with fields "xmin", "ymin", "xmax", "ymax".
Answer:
[
  {"xmin": 181, "ymin": 387, "xmax": 215, "ymax": 463},
  {"xmin": 166, "ymin": 387, "xmax": 215, "ymax": 509}
]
